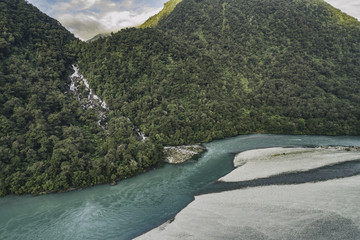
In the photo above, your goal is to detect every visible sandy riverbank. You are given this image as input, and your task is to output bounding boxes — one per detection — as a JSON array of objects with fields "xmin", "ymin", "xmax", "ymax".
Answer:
[
  {"xmin": 136, "ymin": 147, "xmax": 360, "ymax": 240},
  {"xmin": 221, "ymin": 146, "xmax": 360, "ymax": 182}
]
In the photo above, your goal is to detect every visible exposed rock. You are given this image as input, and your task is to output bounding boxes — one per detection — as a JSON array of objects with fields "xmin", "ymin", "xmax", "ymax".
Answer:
[
  {"xmin": 68, "ymin": 64, "xmax": 109, "ymax": 129},
  {"xmin": 163, "ymin": 145, "xmax": 205, "ymax": 164}
]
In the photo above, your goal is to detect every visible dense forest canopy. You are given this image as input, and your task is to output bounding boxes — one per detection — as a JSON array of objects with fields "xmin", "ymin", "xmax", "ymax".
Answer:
[
  {"xmin": 0, "ymin": 0, "xmax": 161, "ymax": 196},
  {"xmin": 80, "ymin": 0, "xmax": 360, "ymax": 140},
  {"xmin": 1, "ymin": 0, "xmax": 360, "ymax": 196}
]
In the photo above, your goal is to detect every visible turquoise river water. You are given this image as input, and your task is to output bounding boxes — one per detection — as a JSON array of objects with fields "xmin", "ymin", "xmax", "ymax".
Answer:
[{"xmin": 1, "ymin": 134, "xmax": 360, "ymax": 239}]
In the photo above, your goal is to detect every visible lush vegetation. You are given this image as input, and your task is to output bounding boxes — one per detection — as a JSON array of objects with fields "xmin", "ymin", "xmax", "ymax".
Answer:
[
  {"xmin": 80, "ymin": 0, "xmax": 360, "ymax": 145},
  {"xmin": 1, "ymin": 0, "xmax": 360, "ymax": 196},
  {"xmin": 156, "ymin": 0, "xmax": 360, "ymax": 134},
  {"xmin": 0, "ymin": 0, "xmax": 161, "ymax": 196},
  {"xmin": 139, "ymin": 0, "xmax": 183, "ymax": 28}
]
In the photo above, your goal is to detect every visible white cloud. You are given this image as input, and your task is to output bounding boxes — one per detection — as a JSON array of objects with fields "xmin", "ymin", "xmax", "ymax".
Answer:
[
  {"xmin": 54, "ymin": 0, "xmax": 134, "ymax": 11},
  {"xmin": 324, "ymin": 0, "xmax": 360, "ymax": 20},
  {"xmin": 27, "ymin": 0, "xmax": 52, "ymax": 12},
  {"xmin": 100, "ymin": 8, "xmax": 161, "ymax": 28},
  {"xmin": 57, "ymin": 6, "xmax": 162, "ymax": 40},
  {"xmin": 55, "ymin": 0, "xmax": 113, "ymax": 11},
  {"xmin": 58, "ymin": 13, "xmax": 104, "ymax": 40},
  {"xmin": 45, "ymin": 0, "xmax": 165, "ymax": 40},
  {"xmin": 35, "ymin": 0, "xmax": 360, "ymax": 42}
]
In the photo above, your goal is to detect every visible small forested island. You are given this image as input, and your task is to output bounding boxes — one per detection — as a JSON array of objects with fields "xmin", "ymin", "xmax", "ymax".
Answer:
[{"xmin": 1, "ymin": 0, "xmax": 360, "ymax": 196}]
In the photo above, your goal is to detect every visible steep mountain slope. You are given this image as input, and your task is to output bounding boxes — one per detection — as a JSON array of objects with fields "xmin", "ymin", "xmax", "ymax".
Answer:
[
  {"xmin": 139, "ymin": 0, "xmax": 183, "ymax": 28},
  {"xmin": 2, "ymin": 0, "xmax": 360, "ymax": 196},
  {"xmin": 0, "ymin": 0, "xmax": 95, "ymax": 196},
  {"xmin": 0, "ymin": 0, "xmax": 161, "ymax": 196},
  {"xmin": 87, "ymin": 33, "xmax": 111, "ymax": 42},
  {"xmin": 79, "ymin": 0, "xmax": 360, "ymax": 148},
  {"xmin": 156, "ymin": 0, "xmax": 360, "ymax": 134},
  {"xmin": 78, "ymin": 28, "xmax": 246, "ymax": 145}
]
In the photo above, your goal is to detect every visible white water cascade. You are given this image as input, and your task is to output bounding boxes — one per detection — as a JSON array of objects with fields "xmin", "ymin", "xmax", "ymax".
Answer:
[
  {"xmin": 69, "ymin": 64, "xmax": 109, "ymax": 129},
  {"xmin": 68, "ymin": 65, "xmax": 148, "ymax": 141}
]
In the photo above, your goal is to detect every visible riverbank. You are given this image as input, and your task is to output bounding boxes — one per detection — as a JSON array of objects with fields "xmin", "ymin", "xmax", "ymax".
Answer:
[
  {"xmin": 3, "ymin": 135, "xmax": 360, "ymax": 240},
  {"xmin": 163, "ymin": 145, "xmax": 205, "ymax": 164},
  {"xmin": 136, "ymin": 147, "xmax": 360, "ymax": 239},
  {"xmin": 221, "ymin": 146, "xmax": 360, "ymax": 182}
]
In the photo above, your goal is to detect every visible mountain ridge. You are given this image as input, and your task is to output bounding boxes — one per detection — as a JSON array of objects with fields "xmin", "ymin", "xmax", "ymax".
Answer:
[
  {"xmin": 1, "ymin": 0, "xmax": 360, "ymax": 196},
  {"xmin": 139, "ymin": 0, "xmax": 183, "ymax": 29}
]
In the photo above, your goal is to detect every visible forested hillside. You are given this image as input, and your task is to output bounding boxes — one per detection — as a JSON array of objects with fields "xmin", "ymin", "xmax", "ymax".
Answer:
[
  {"xmin": 156, "ymin": 0, "xmax": 360, "ymax": 135},
  {"xmin": 79, "ymin": 0, "xmax": 360, "ymax": 147},
  {"xmin": 0, "ymin": 0, "xmax": 95, "ymax": 196},
  {"xmin": 1, "ymin": 0, "xmax": 360, "ymax": 196},
  {"xmin": 0, "ymin": 0, "xmax": 160, "ymax": 196},
  {"xmin": 78, "ymin": 28, "xmax": 247, "ymax": 145}
]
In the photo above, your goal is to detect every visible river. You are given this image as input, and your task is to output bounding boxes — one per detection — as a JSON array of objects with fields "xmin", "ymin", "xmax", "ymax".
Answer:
[{"xmin": 1, "ymin": 134, "xmax": 360, "ymax": 239}]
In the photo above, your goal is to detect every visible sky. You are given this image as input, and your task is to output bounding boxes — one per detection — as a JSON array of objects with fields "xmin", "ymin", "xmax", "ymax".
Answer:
[
  {"xmin": 325, "ymin": 0, "xmax": 360, "ymax": 20},
  {"xmin": 27, "ymin": 0, "xmax": 168, "ymax": 40},
  {"xmin": 26, "ymin": 0, "xmax": 360, "ymax": 41}
]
